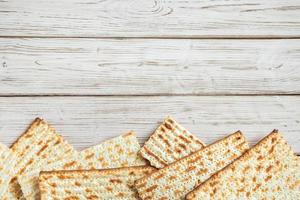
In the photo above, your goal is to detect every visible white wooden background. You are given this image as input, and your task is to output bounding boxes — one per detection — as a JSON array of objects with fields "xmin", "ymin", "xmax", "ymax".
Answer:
[{"xmin": 0, "ymin": 0, "xmax": 299, "ymax": 154}]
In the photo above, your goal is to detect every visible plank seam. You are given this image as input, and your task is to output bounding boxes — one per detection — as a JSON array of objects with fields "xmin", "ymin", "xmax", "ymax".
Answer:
[
  {"xmin": 0, "ymin": 36, "xmax": 300, "ymax": 40},
  {"xmin": 0, "ymin": 94, "xmax": 300, "ymax": 97}
]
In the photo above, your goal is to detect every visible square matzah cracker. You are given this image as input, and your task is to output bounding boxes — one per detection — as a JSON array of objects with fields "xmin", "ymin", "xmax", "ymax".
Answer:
[
  {"xmin": 186, "ymin": 130, "xmax": 300, "ymax": 200},
  {"xmin": 39, "ymin": 166, "xmax": 156, "ymax": 200},
  {"xmin": 135, "ymin": 131, "xmax": 249, "ymax": 200},
  {"xmin": 140, "ymin": 116, "xmax": 205, "ymax": 168},
  {"xmin": 18, "ymin": 131, "xmax": 146, "ymax": 200},
  {"xmin": 0, "ymin": 143, "xmax": 18, "ymax": 197},
  {"xmin": 3, "ymin": 118, "xmax": 74, "ymax": 200}
]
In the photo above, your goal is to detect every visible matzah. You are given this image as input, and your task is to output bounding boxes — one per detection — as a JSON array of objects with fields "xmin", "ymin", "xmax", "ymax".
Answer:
[
  {"xmin": 18, "ymin": 131, "xmax": 146, "ymax": 200},
  {"xmin": 140, "ymin": 116, "xmax": 205, "ymax": 168},
  {"xmin": 134, "ymin": 131, "xmax": 249, "ymax": 200},
  {"xmin": 0, "ymin": 143, "xmax": 18, "ymax": 197},
  {"xmin": 3, "ymin": 118, "xmax": 74, "ymax": 200},
  {"xmin": 186, "ymin": 130, "xmax": 300, "ymax": 200},
  {"xmin": 39, "ymin": 166, "xmax": 156, "ymax": 200}
]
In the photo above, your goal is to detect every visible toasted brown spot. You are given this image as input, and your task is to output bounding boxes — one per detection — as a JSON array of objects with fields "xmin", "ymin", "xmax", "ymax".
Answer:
[
  {"xmin": 122, "ymin": 131, "xmax": 134, "ymax": 138},
  {"xmin": 65, "ymin": 190, "xmax": 72, "ymax": 194},
  {"xmin": 163, "ymin": 139, "xmax": 171, "ymax": 146},
  {"xmin": 217, "ymin": 160, "xmax": 225, "ymax": 167},
  {"xmin": 266, "ymin": 165, "xmax": 273, "ymax": 173},
  {"xmin": 246, "ymin": 192, "xmax": 250, "ymax": 197},
  {"xmin": 50, "ymin": 182, "xmax": 57, "ymax": 187},
  {"xmin": 178, "ymin": 135, "xmax": 191, "ymax": 144},
  {"xmin": 164, "ymin": 123, "xmax": 173, "ymax": 130},
  {"xmin": 228, "ymin": 153, "xmax": 238, "ymax": 161},
  {"xmin": 167, "ymin": 118, "xmax": 174, "ymax": 124},
  {"xmin": 271, "ymin": 137, "xmax": 277, "ymax": 144},
  {"xmin": 164, "ymin": 185, "xmax": 171, "ymax": 190},
  {"xmin": 186, "ymin": 165, "xmax": 196, "ymax": 172},
  {"xmin": 196, "ymin": 168, "xmax": 208, "ymax": 175},
  {"xmin": 137, "ymin": 182, "xmax": 147, "ymax": 188},
  {"xmin": 159, "ymin": 198, "xmax": 168, "ymax": 200},
  {"xmin": 169, "ymin": 175, "xmax": 177, "ymax": 180},
  {"xmin": 175, "ymin": 147, "xmax": 182, "ymax": 153},
  {"xmin": 231, "ymin": 166, "xmax": 236, "ymax": 172},
  {"xmin": 243, "ymin": 166, "xmax": 250, "ymax": 173},
  {"xmin": 106, "ymin": 186, "xmax": 113, "ymax": 192},
  {"xmin": 19, "ymin": 158, "xmax": 34, "ymax": 174},
  {"xmin": 57, "ymin": 174, "xmax": 71, "ymax": 179},
  {"xmin": 64, "ymin": 196, "xmax": 80, "ymax": 200},
  {"xmin": 209, "ymin": 181, "xmax": 218, "ymax": 187},
  {"xmin": 146, "ymin": 185, "xmax": 158, "ymax": 192},
  {"xmin": 236, "ymin": 141, "xmax": 246, "ymax": 149},
  {"xmin": 85, "ymin": 153, "xmax": 95, "ymax": 159},
  {"xmin": 85, "ymin": 188, "xmax": 92, "ymax": 193},
  {"xmin": 25, "ymin": 133, "xmax": 33, "ymax": 138},
  {"xmin": 179, "ymin": 143, "xmax": 187, "ymax": 150},
  {"xmin": 265, "ymin": 175, "xmax": 272, "ymax": 182},
  {"xmin": 87, "ymin": 195, "xmax": 98, "ymax": 200},
  {"xmin": 188, "ymin": 155, "xmax": 202, "ymax": 164},
  {"xmin": 117, "ymin": 192, "xmax": 125, "ymax": 197},
  {"xmin": 257, "ymin": 155, "xmax": 263, "ymax": 160},
  {"xmin": 269, "ymin": 146, "xmax": 275, "ymax": 154},
  {"xmin": 256, "ymin": 165, "xmax": 262, "ymax": 172},
  {"xmin": 235, "ymin": 136, "xmax": 242, "ymax": 141},
  {"xmin": 166, "ymin": 149, "xmax": 172, "ymax": 154},
  {"xmin": 154, "ymin": 174, "xmax": 164, "ymax": 180},
  {"xmin": 63, "ymin": 161, "xmax": 77, "ymax": 169},
  {"xmin": 37, "ymin": 144, "xmax": 48, "ymax": 156},
  {"xmin": 98, "ymin": 156, "xmax": 104, "ymax": 162},
  {"xmin": 54, "ymin": 138, "xmax": 61, "ymax": 145},
  {"xmin": 74, "ymin": 181, "xmax": 81, "ymax": 186},
  {"xmin": 110, "ymin": 179, "xmax": 122, "ymax": 184},
  {"xmin": 83, "ymin": 174, "xmax": 89, "ymax": 179},
  {"xmin": 253, "ymin": 183, "xmax": 261, "ymax": 192}
]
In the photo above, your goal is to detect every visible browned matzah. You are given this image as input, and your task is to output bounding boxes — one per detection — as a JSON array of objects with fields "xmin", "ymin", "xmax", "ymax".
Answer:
[
  {"xmin": 186, "ymin": 130, "xmax": 300, "ymax": 200},
  {"xmin": 3, "ymin": 118, "xmax": 74, "ymax": 200},
  {"xmin": 140, "ymin": 116, "xmax": 205, "ymax": 168},
  {"xmin": 135, "ymin": 131, "xmax": 249, "ymax": 199},
  {"xmin": 18, "ymin": 131, "xmax": 146, "ymax": 199},
  {"xmin": 39, "ymin": 166, "xmax": 156, "ymax": 200},
  {"xmin": 0, "ymin": 143, "xmax": 18, "ymax": 197}
]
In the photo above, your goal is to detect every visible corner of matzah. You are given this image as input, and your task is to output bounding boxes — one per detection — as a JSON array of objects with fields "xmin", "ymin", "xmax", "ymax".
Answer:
[
  {"xmin": 8, "ymin": 118, "xmax": 75, "ymax": 200},
  {"xmin": 140, "ymin": 116, "xmax": 205, "ymax": 168}
]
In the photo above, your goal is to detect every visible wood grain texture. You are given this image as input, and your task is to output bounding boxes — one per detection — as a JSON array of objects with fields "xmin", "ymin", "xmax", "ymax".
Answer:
[
  {"xmin": 1, "ymin": 38, "xmax": 300, "ymax": 95},
  {"xmin": 0, "ymin": 0, "xmax": 299, "ymax": 37},
  {"xmin": 0, "ymin": 96, "xmax": 299, "ymax": 153}
]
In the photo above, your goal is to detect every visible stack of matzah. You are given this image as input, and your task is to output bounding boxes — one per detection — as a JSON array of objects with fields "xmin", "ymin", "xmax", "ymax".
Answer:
[
  {"xmin": 18, "ymin": 130, "xmax": 146, "ymax": 199},
  {"xmin": 0, "ymin": 117, "xmax": 299, "ymax": 200},
  {"xmin": 186, "ymin": 130, "xmax": 300, "ymax": 199},
  {"xmin": 135, "ymin": 131, "xmax": 249, "ymax": 199}
]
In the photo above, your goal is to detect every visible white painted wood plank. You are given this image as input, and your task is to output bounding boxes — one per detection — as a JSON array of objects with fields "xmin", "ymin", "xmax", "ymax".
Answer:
[
  {"xmin": 0, "ymin": 96, "xmax": 299, "ymax": 153},
  {"xmin": 0, "ymin": 0, "xmax": 299, "ymax": 37},
  {"xmin": 1, "ymin": 38, "xmax": 300, "ymax": 95}
]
